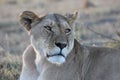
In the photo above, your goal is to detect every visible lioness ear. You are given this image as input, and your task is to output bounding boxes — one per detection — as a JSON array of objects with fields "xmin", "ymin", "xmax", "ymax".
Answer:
[
  {"xmin": 65, "ymin": 11, "xmax": 78, "ymax": 23},
  {"xmin": 19, "ymin": 11, "xmax": 39, "ymax": 31}
]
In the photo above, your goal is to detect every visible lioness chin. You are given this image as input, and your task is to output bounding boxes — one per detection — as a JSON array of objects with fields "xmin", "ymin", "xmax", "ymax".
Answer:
[{"xmin": 19, "ymin": 11, "xmax": 120, "ymax": 80}]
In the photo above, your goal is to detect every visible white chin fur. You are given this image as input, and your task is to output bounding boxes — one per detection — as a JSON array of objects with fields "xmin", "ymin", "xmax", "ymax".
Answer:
[{"xmin": 47, "ymin": 56, "xmax": 65, "ymax": 65}]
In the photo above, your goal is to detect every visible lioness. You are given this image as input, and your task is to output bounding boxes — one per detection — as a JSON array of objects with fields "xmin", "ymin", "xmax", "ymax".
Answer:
[{"xmin": 19, "ymin": 11, "xmax": 120, "ymax": 80}]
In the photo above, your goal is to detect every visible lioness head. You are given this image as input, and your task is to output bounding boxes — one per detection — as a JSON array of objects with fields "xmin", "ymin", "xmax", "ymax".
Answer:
[{"xmin": 19, "ymin": 11, "xmax": 78, "ymax": 65}]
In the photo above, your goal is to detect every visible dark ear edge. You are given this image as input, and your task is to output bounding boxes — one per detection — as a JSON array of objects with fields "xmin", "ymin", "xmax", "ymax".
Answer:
[{"xmin": 19, "ymin": 11, "xmax": 40, "ymax": 31}]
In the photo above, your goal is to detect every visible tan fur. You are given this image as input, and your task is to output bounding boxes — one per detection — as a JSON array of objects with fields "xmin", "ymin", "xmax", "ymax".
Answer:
[
  {"xmin": 19, "ymin": 11, "xmax": 120, "ymax": 80},
  {"xmin": 20, "ymin": 45, "xmax": 39, "ymax": 80}
]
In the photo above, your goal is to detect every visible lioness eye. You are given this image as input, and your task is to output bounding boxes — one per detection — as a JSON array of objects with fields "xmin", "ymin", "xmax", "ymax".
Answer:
[
  {"xmin": 44, "ymin": 26, "xmax": 52, "ymax": 31},
  {"xmin": 65, "ymin": 28, "xmax": 71, "ymax": 34}
]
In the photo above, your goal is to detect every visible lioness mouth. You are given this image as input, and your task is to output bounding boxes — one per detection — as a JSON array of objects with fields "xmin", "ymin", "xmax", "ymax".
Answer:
[{"xmin": 46, "ymin": 53, "xmax": 65, "ymax": 58}]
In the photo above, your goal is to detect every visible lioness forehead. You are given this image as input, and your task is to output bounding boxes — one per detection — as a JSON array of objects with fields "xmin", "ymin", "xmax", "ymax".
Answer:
[
  {"xmin": 45, "ymin": 13, "xmax": 68, "ymax": 22},
  {"xmin": 41, "ymin": 14, "xmax": 69, "ymax": 27}
]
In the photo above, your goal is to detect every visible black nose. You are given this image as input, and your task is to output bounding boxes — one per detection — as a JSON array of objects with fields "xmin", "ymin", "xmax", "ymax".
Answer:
[{"xmin": 55, "ymin": 42, "xmax": 67, "ymax": 49}]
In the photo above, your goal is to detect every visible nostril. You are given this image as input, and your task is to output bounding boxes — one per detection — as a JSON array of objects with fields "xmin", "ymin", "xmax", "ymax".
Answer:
[{"xmin": 55, "ymin": 42, "xmax": 67, "ymax": 49}]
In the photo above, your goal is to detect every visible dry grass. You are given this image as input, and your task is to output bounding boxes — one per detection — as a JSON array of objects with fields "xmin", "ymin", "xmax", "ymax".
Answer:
[{"xmin": 0, "ymin": 53, "xmax": 22, "ymax": 80}]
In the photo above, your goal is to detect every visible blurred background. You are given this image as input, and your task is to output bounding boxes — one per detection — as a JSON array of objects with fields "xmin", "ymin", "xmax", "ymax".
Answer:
[{"xmin": 0, "ymin": 0, "xmax": 120, "ymax": 80}]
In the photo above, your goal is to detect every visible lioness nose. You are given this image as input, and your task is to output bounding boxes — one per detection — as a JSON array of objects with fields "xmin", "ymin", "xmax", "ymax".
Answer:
[{"xmin": 55, "ymin": 42, "xmax": 67, "ymax": 49}]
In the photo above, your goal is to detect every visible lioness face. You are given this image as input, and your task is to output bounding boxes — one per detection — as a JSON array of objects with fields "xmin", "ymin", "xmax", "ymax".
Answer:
[{"xmin": 19, "ymin": 11, "xmax": 77, "ymax": 65}]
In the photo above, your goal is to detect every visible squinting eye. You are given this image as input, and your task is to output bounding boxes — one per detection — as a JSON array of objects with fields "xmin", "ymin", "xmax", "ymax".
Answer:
[
  {"xmin": 65, "ymin": 28, "xmax": 71, "ymax": 34},
  {"xmin": 44, "ymin": 26, "xmax": 52, "ymax": 31}
]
